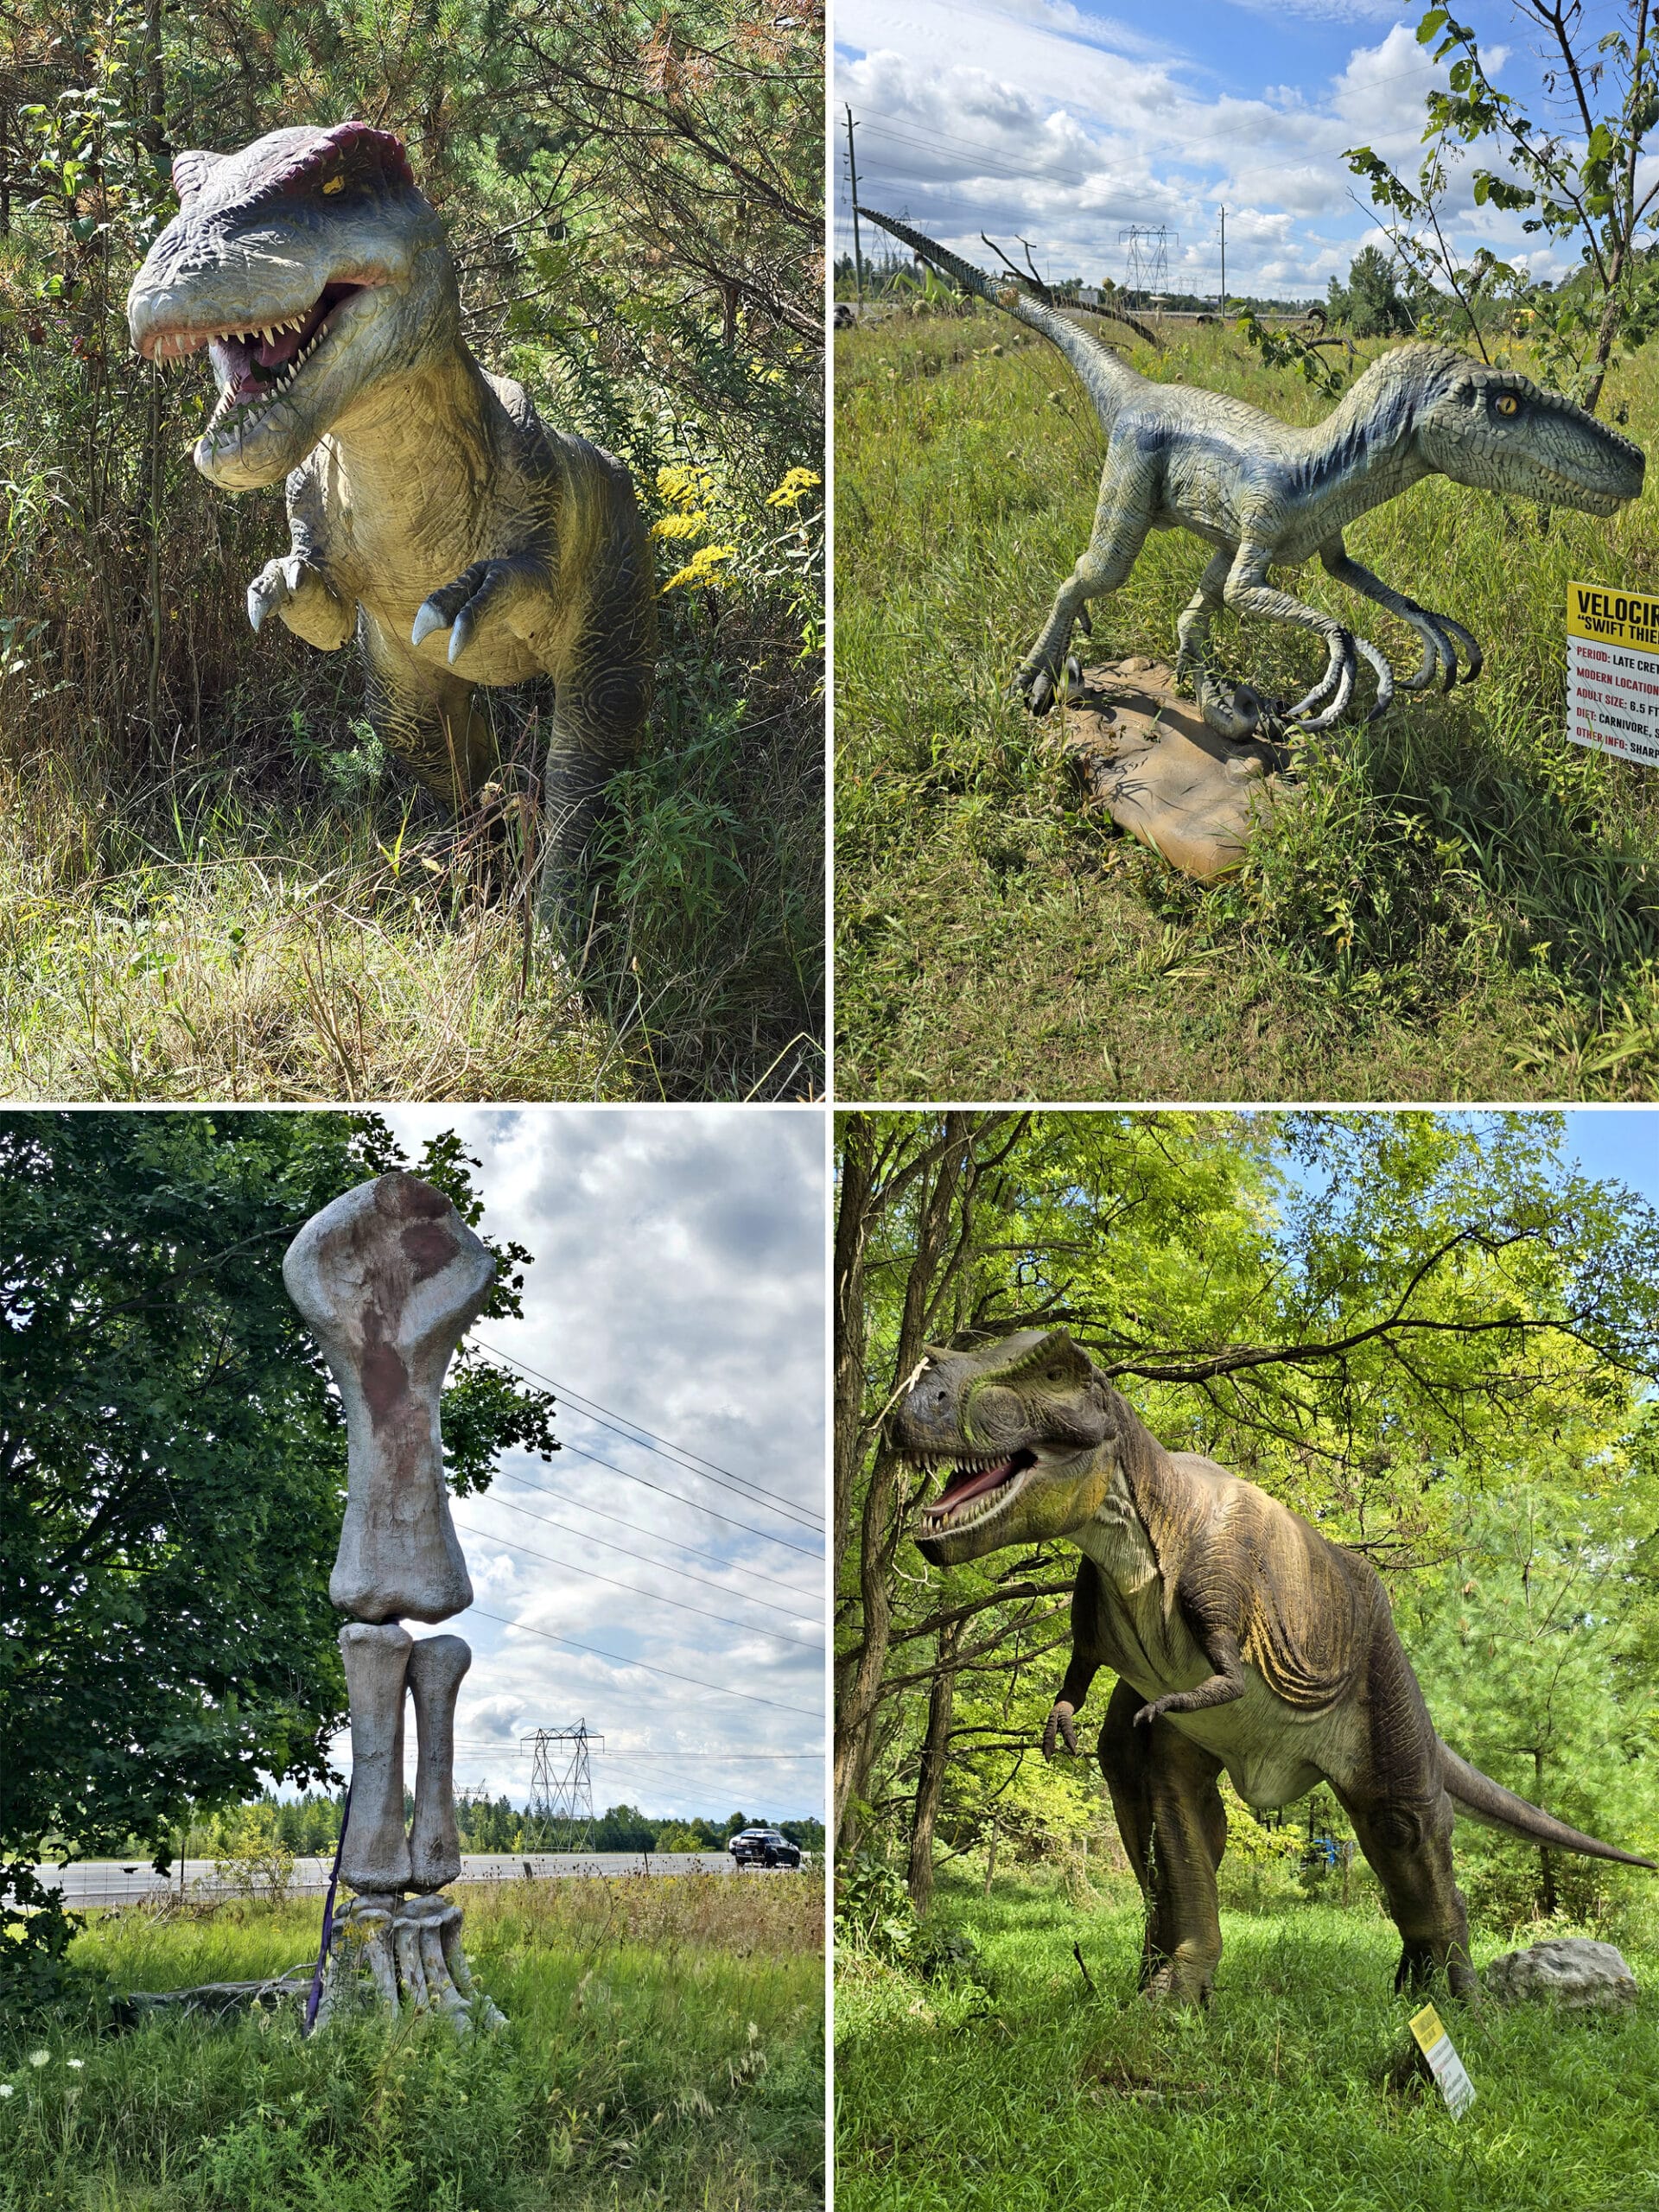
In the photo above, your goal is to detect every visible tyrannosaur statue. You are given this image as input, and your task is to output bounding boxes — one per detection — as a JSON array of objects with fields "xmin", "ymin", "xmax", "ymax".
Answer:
[
  {"xmin": 128, "ymin": 121, "xmax": 655, "ymax": 895},
  {"xmin": 856, "ymin": 208, "xmax": 1645, "ymax": 738},
  {"xmin": 895, "ymin": 1327, "xmax": 1655, "ymax": 2005}
]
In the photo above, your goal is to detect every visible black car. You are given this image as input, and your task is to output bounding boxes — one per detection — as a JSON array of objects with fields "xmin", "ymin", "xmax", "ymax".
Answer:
[{"xmin": 728, "ymin": 1827, "xmax": 803, "ymax": 1868}]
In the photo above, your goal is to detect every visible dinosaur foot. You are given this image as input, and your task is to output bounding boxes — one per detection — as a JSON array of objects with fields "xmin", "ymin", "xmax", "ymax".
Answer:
[
  {"xmin": 1014, "ymin": 652, "xmax": 1085, "ymax": 717},
  {"xmin": 1282, "ymin": 632, "xmax": 1395, "ymax": 734},
  {"xmin": 311, "ymin": 1892, "xmax": 505, "ymax": 2033},
  {"xmin": 1141, "ymin": 1957, "xmax": 1216, "ymax": 2008}
]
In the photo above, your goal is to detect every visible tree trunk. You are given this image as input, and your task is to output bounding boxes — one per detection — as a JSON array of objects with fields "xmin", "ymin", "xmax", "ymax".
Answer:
[
  {"xmin": 906, "ymin": 1618, "xmax": 962, "ymax": 1911},
  {"xmin": 1535, "ymin": 1750, "xmax": 1559, "ymax": 1917},
  {"xmin": 983, "ymin": 1821, "xmax": 998, "ymax": 1897}
]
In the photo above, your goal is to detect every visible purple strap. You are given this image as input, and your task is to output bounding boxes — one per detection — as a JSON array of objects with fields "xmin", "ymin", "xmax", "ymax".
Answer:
[{"xmin": 303, "ymin": 1779, "xmax": 353, "ymax": 2035}]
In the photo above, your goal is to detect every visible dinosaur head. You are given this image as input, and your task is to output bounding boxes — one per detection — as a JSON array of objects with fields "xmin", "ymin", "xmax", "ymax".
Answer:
[
  {"xmin": 895, "ymin": 1328, "xmax": 1119, "ymax": 1567},
  {"xmin": 127, "ymin": 122, "xmax": 455, "ymax": 492},
  {"xmin": 1404, "ymin": 346, "xmax": 1644, "ymax": 514}
]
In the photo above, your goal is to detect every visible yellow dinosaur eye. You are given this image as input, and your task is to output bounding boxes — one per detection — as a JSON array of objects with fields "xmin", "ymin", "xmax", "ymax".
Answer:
[
  {"xmin": 321, "ymin": 175, "xmax": 345, "ymax": 195},
  {"xmin": 1496, "ymin": 394, "xmax": 1518, "ymax": 416}
]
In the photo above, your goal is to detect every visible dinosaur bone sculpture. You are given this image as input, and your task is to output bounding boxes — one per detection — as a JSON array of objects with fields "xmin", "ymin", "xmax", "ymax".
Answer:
[
  {"xmin": 127, "ymin": 122, "xmax": 655, "ymax": 902},
  {"xmin": 856, "ymin": 208, "xmax": 1645, "ymax": 737},
  {"xmin": 896, "ymin": 1328, "xmax": 1656, "ymax": 2007},
  {"xmin": 284, "ymin": 1171, "xmax": 503, "ymax": 2030}
]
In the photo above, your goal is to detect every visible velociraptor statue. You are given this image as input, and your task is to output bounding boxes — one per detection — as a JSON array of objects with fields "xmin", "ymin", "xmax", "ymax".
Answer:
[
  {"xmin": 856, "ymin": 208, "xmax": 1644, "ymax": 736},
  {"xmin": 896, "ymin": 1328, "xmax": 1656, "ymax": 2006}
]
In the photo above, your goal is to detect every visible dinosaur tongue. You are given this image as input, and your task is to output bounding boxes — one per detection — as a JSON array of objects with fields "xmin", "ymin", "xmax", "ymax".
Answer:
[{"xmin": 935, "ymin": 1456, "xmax": 1018, "ymax": 1510}]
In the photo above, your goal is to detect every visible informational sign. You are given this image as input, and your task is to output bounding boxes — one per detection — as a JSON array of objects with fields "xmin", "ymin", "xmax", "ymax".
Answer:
[
  {"xmin": 1408, "ymin": 2002, "xmax": 1477, "ymax": 2119},
  {"xmin": 1566, "ymin": 582, "xmax": 1659, "ymax": 766}
]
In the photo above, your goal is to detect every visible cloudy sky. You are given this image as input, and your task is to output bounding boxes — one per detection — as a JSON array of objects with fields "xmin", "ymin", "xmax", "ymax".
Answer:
[
  {"xmin": 836, "ymin": 1, "xmax": 1615, "ymax": 300},
  {"xmin": 322, "ymin": 1108, "xmax": 828, "ymax": 1830}
]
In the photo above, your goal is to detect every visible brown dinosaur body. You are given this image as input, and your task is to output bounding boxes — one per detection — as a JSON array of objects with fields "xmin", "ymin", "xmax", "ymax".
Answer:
[{"xmin": 896, "ymin": 1327, "xmax": 1654, "ymax": 2005}]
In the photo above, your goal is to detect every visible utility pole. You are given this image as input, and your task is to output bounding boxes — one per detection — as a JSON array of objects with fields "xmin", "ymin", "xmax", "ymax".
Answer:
[
  {"xmin": 845, "ymin": 106, "xmax": 864, "ymax": 304},
  {"xmin": 1218, "ymin": 207, "xmax": 1227, "ymax": 323}
]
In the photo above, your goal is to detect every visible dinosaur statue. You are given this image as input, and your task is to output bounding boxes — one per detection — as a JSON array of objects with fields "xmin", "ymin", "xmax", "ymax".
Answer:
[
  {"xmin": 895, "ymin": 1327, "xmax": 1656, "ymax": 2005},
  {"xmin": 856, "ymin": 208, "xmax": 1644, "ymax": 736},
  {"xmin": 128, "ymin": 121, "xmax": 655, "ymax": 897}
]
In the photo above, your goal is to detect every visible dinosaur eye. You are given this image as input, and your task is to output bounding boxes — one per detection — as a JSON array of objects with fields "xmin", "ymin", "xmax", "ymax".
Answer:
[
  {"xmin": 321, "ymin": 174, "xmax": 345, "ymax": 195},
  {"xmin": 1495, "ymin": 394, "xmax": 1518, "ymax": 416},
  {"xmin": 1046, "ymin": 1367, "xmax": 1065, "ymax": 1382}
]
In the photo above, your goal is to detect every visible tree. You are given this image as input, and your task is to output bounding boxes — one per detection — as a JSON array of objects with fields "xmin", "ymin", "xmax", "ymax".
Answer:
[
  {"xmin": 835, "ymin": 1111, "xmax": 1659, "ymax": 1906},
  {"xmin": 0, "ymin": 1109, "xmax": 557, "ymax": 2004},
  {"xmin": 1325, "ymin": 245, "xmax": 1418, "ymax": 336},
  {"xmin": 1348, "ymin": 4, "xmax": 1659, "ymax": 409}
]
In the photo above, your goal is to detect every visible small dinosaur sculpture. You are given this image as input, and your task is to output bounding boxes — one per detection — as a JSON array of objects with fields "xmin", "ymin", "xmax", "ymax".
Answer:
[
  {"xmin": 128, "ymin": 121, "xmax": 655, "ymax": 893},
  {"xmin": 856, "ymin": 208, "xmax": 1644, "ymax": 735},
  {"xmin": 895, "ymin": 1327, "xmax": 1655, "ymax": 2005}
]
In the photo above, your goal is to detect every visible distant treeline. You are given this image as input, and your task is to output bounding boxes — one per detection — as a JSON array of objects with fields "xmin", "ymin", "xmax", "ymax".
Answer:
[{"xmin": 175, "ymin": 1789, "xmax": 825, "ymax": 1859}]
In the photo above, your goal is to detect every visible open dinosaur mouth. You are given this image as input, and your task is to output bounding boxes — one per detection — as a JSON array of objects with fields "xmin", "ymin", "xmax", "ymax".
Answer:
[
  {"xmin": 917, "ymin": 1447, "xmax": 1037, "ymax": 1535},
  {"xmin": 196, "ymin": 279, "xmax": 372, "ymax": 430}
]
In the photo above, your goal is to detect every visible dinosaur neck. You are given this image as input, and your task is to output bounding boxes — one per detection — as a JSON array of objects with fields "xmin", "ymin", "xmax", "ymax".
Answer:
[
  {"xmin": 1292, "ymin": 356, "xmax": 1433, "ymax": 527},
  {"xmin": 321, "ymin": 337, "xmax": 502, "ymax": 590}
]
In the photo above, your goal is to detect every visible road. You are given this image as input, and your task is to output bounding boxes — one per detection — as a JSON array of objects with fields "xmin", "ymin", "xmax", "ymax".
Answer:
[{"xmin": 23, "ymin": 1850, "xmax": 760, "ymax": 1907}]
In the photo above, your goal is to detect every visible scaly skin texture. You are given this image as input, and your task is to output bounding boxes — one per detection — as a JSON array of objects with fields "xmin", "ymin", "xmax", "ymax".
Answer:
[
  {"xmin": 896, "ymin": 1328, "xmax": 1656, "ymax": 2007},
  {"xmin": 128, "ymin": 121, "xmax": 655, "ymax": 895},
  {"xmin": 857, "ymin": 209, "xmax": 1646, "ymax": 736}
]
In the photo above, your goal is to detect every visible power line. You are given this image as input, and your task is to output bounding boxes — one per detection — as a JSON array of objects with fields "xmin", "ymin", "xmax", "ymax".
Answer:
[
  {"xmin": 494, "ymin": 1467, "xmax": 821, "ymax": 1602},
  {"xmin": 531, "ymin": 1433, "xmax": 823, "ymax": 1562},
  {"xmin": 467, "ymin": 1606, "xmax": 823, "ymax": 1718},
  {"xmin": 451, "ymin": 1517, "xmax": 825, "ymax": 1653},
  {"xmin": 481, "ymin": 1479, "xmax": 823, "ymax": 1623},
  {"xmin": 474, "ymin": 1340, "xmax": 824, "ymax": 1532}
]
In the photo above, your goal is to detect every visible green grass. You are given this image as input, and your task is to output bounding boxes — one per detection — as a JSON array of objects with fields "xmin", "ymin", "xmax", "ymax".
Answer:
[
  {"xmin": 0, "ymin": 1874, "xmax": 824, "ymax": 2210},
  {"xmin": 835, "ymin": 308, "xmax": 1659, "ymax": 1099},
  {"xmin": 835, "ymin": 1866, "xmax": 1659, "ymax": 2211}
]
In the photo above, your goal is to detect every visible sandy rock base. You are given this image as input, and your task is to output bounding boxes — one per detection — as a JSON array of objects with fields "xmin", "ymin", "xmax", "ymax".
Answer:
[{"xmin": 1046, "ymin": 658, "xmax": 1287, "ymax": 881}]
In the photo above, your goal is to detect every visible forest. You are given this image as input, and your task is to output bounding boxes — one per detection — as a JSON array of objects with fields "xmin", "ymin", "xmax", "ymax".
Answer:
[
  {"xmin": 0, "ymin": 0, "xmax": 823, "ymax": 1100},
  {"xmin": 835, "ymin": 1111, "xmax": 1659, "ymax": 1923}
]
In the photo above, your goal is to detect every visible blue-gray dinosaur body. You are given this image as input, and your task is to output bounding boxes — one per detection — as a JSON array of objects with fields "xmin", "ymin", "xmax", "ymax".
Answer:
[{"xmin": 857, "ymin": 209, "xmax": 1644, "ymax": 733}]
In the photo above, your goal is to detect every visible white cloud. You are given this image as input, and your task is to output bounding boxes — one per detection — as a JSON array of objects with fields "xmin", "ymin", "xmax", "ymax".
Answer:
[
  {"xmin": 307, "ymin": 1107, "xmax": 827, "ymax": 1828},
  {"xmin": 837, "ymin": 10, "xmax": 1573, "ymax": 296}
]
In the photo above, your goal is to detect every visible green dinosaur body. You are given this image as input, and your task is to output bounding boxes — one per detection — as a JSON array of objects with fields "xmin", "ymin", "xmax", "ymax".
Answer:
[
  {"xmin": 857, "ymin": 209, "xmax": 1644, "ymax": 735},
  {"xmin": 895, "ymin": 1328, "xmax": 1654, "ymax": 2005},
  {"xmin": 128, "ymin": 121, "xmax": 654, "ymax": 895}
]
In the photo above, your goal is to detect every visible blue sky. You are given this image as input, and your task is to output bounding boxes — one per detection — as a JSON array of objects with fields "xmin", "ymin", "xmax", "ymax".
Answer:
[{"xmin": 835, "ymin": 1, "xmax": 1617, "ymax": 298}]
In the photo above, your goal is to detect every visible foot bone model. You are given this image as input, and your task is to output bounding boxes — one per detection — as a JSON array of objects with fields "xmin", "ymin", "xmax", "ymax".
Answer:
[
  {"xmin": 856, "ymin": 207, "xmax": 1645, "ymax": 740},
  {"xmin": 127, "ymin": 121, "xmax": 655, "ymax": 914},
  {"xmin": 284, "ymin": 1172, "xmax": 503, "ymax": 2029}
]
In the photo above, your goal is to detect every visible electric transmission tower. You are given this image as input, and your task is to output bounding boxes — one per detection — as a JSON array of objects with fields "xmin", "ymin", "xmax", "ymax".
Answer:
[
  {"xmin": 1120, "ymin": 225, "xmax": 1175, "ymax": 313},
  {"xmin": 523, "ymin": 1721, "xmax": 603, "ymax": 1849}
]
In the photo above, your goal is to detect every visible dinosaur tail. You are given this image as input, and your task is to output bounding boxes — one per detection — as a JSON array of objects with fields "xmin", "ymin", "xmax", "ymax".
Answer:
[
  {"xmin": 1440, "ymin": 1743, "xmax": 1656, "ymax": 1869},
  {"xmin": 854, "ymin": 206, "xmax": 1142, "ymax": 432}
]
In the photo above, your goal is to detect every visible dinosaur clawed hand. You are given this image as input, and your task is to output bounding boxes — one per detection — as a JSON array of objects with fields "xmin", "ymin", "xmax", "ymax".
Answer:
[
  {"xmin": 1397, "ymin": 605, "xmax": 1483, "ymax": 694},
  {"xmin": 411, "ymin": 557, "xmax": 537, "ymax": 667},
  {"xmin": 246, "ymin": 553, "xmax": 353, "ymax": 651},
  {"xmin": 1041, "ymin": 1700, "xmax": 1079, "ymax": 1759}
]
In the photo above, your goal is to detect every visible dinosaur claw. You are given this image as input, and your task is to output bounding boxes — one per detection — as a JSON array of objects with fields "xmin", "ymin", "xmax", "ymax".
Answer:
[
  {"xmin": 247, "ymin": 588, "xmax": 268, "ymax": 633},
  {"xmin": 410, "ymin": 601, "xmax": 449, "ymax": 650},
  {"xmin": 1027, "ymin": 670, "xmax": 1053, "ymax": 715},
  {"xmin": 1065, "ymin": 656, "xmax": 1082, "ymax": 690},
  {"xmin": 447, "ymin": 608, "xmax": 474, "ymax": 664}
]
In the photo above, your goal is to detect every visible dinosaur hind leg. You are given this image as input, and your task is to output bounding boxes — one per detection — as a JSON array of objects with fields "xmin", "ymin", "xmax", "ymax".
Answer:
[
  {"xmin": 1014, "ymin": 468, "xmax": 1153, "ymax": 716},
  {"xmin": 1176, "ymin": 549, "xmax": 1270, "ymax": 740},
  {"xmin": 359, "ymin": 611, "xmax": 497, "ymax": 810},
  {"xmin": 1099, "ymin": 1678, "xmax": 1227, "ymax": 2005},
  {"xmin": 1338, "ymin": 1784, "xmax": 1476, "ymax": 1999}
]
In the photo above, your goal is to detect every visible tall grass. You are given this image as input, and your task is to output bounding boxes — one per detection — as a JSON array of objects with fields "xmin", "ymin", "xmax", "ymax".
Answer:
[
  {"xmin": 0, "ymin": 1873, "xmax": 825, "ymax": 2210},
  {"xmin": 835, "ymin": 308, "xmax": 1659, "ymax": 1100},
  {"xmin": 836, "ymin": 1865, "xmax": 1659, "ymax": 2212}
]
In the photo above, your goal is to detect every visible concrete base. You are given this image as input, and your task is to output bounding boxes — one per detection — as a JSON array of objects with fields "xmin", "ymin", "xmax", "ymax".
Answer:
[
  {"xmin": 1047, "ymin": 658, "xmax": 1287, "ymax": 881},
  {"xmin": 312, "ymin": 1891, "xmax": 505, "ymax": 2032}
]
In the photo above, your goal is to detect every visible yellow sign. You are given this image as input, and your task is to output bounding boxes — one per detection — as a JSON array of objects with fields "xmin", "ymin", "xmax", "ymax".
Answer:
[
  {"xmin": 1566, "ymin": 581, "xmax": 1659, "ymax": 767},
  {"xmin": 1408, "ymin": 2000, "xmax": 1477, "ymax": 2118}
]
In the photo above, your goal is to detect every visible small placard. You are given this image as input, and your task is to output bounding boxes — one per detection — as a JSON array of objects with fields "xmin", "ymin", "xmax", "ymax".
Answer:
[
  {"xmin": 1408, "ymin": 2001, "xmax": 1476, "ymax": 2119},
  {"xmin": 1566, "ymin": 582, "xmax": 1659, "ymax": 766}
]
